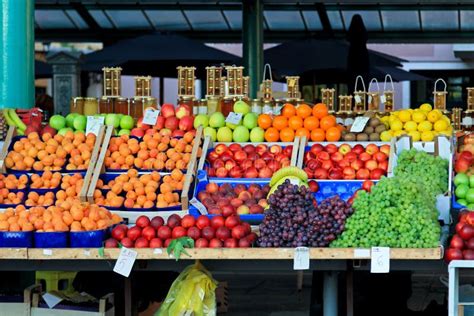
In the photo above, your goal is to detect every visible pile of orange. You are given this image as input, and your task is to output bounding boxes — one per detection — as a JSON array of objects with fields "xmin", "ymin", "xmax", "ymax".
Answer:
[
  {"xmin": 0, "ymin": 174, "xmax": 28, "ymax": 190},
  {"xmin": 157, "ymin": 171, "xmax": 184, "ymax": 208},
  {"xmin": 0, "ymin": 202, "xmax": 122, "ymax": 232},
  {"xmin": 30, "ymin": 171, "xmax": 62, "ymax": 189},
  {"xmin": 0, "ymin": 189, "xmax": 24, "ymax": 205},
  {"xmin": 105, "ymin": 130, "xmax": 200, "ymax": 171},
  {"xmin": 25, "ymin": 191, "xmax": 55, "ymax": 207},
  {"xmin": 5, "ymin": 132, "xmax": 96, "ymax": 171},
  {"xmin": 257, "ymin": 103, "xmax": 342, "ymax": 142},
  {"xmin": 55, "ymin": 173, "xmax": 86, "ymax": 204}
]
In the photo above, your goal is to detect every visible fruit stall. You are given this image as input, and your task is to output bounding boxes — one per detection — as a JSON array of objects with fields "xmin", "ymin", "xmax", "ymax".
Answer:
[{"xmin": 0, "ymin": 67, "xmax": 468, "ymax": 316}]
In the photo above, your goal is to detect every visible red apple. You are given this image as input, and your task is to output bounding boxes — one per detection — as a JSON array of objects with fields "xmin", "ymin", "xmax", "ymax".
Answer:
[
  {"xmin": 314, "ymin": 167, "xmax": 328, "ymax": 179},
  {"xmin": 466, "ymin": 212, "xmax": 474, "ymax": 226},
  {"xmin": 202, "ymin": 226, "xmax": 215, "ymax": 240},
  {"xmin": 172, "ymin": 226, "xmax": 187, "ymax": 239},
  {"xmin": 141, "ymin": 226, "xmax": 156, "ymax": 241},
  {"xmin": 216, "ymin": 167, "xmax": 228, "ymax": 177},
  {"xmin": 362, "ymin": 180, "xmax": 374, "ymax": 192},
  {"xmin": 321, "ymin": 160, "xmax": 333, "ymax": 170},
  {"xmin": 305, "ymin": 151, "xmax": 317, "ymax": 162},
  {"xmin": 359, "ymin": 152, "xmax": 372, "ymax": 162},
  {"xmin": 370, "ymin": 168, "xmax": 385, "ymax": 180},
  {"xmin": 210, "ymin": 216, "xmax": 225, "ymax": 229},
  {"xmin": 167, "ymin": 214, "xmax": 181, "ymax": 228},
  {"xmin": 234, "ymin": 150, "xmax": 247, "ymax": 163},
  {"xmin": 121, "ymin": 237, "xmax": 133, "ymax": 248},
  {"xmin": 212, "ymin": 159, "xmax": 225, "ymax": 169},
  {"xmin": 135, "ymin": 237, "xmax": 149, "ymax": 248},
  {"xmin": 206, "ymin": 183, "xmax": 219, "ymax": 194},
  {"xmin": 459, "ymin": 224, "xmax": 474, "ymax": 241},
  {"xmin": 137, "ymin": 117, "xmax": 151, "ymax": 130},
  {"xmin": 450, "ymin": 235, "xmax": 465, "ymax": 249},
  {"xmin": 221, "ymin": 205, "xmax": 235, "ymax": 217},
  {"xmin": 187, "ymin": 226, "xmax": 201, "ymax": 240},
  {"xmin": 237, "ymin": 205, "xmax": 250, "ymax": 215},
  {"xmin": 196, "ymin": 215, "xmax": 211, "ymax": 229},
  {"xmin": 224, "ymin": 238, "xmax": 238, "ymax": 248},
  {"xmin": 220, "ymin": 151, "xmax": 234, "ymax": 162},
  {"xmin": 373, "ymin": 152, "xmax": 387, "ymax": 162},
  {"xmin": 209, "ymin": 238, "xmax": 223, "ymax": 248},
  {"xmin": 175, "ymin": 104, "xmax": 191, "ymax": 119},
  {"xmin": 365, "ymin": 159, "xmax": 378, "ymax": 171},
  {"xmin": 310, "ymin": 144, "xmax": 324, "ymax": 155},
  {"xmin": 325, "ymin": 144, "xmax": 338, "ymax": 154},
  {"xmin": 338, "ymin": 144, "xmax": 352, "ymax": 155},
  {"xmin": 249, "ymin": 204, "xmax": 264, "ymax": 214},
  {"xmin": 380, "ymin": 144, "xmax": 390, "ymax": 156},
  {"xmin": 345, "ymin": 152, "xmax": 358, "ymax": 162},
  {"xmin": 352, "ymin": 144, "xmax": 364, "ymax": 155},
  {"xmin": 136, "ymin": 215, "xmax": 150, "ymax": 228},
  {"xmin": 195, "ymin": 238, "xmax": 209, "ymax": 248},
  {"xmin": 178, "ymin": 115, "xmax": 194, "ymax": 131},
  {"xmin": 330, "ymin": 152, "xmax": 344, "ymax": 162},
  {"xmin": 365, "ymin": 144, "xmax": 379, "ymax": 155},
  {"xmin": 456, "ymin": 158, "xmax": 471, "ymax": 173},
  {"xmin": 238, "ymin": 238, "xmax": 251, "ymax": 248},
  {"xmin": 161, "ymin": 103, "xmax": 176, "ymax": 118},
  {"xmin": 378, "ymin": 160, "xmax": 388, "ymax": 171},
  {"xmin": 308, "ymin": 180, "xmax": 319, "ymax": 192},
  {"xmin": 317, "ymin": 151, "xmax": 330, "ymax": 161},
  {"xmin": 231, "ymin": 225, "xmax": 247, "ymax": 240},
  {"xmin": 244, "ymin": 167, "xmax": 259, "ymax": 178},
  {"xmin": 105, "ymin": 238, "xmax": 119, "ymax": 248},
  {"xmin": 241, "ymin": 159, "xmax": 253, "ymax": 171},
  {"xmin": 130, "ymin": 128, "xmax": 145, "ymax": 138},
  {"xmin": 225, "ymin": 160, "xmax": 236, "ymax": 171},
  {"xmin": 165, "ymin": 116, "xmax": 179, "ymax": 131},
  {"xmin": 127, "ymin": 226, "xmax": 142, "ymax": 241},
  {"xmin": 356, "ymin": 168, "xmax": 370, "ymax": 180},
  {"xmin": 267, "ymin": 160, "xmax": 281, "ymax": 173},
  {"xmin": 258, "ymin": 199, "xmax": 269, "ymax": 208},
  {"xmin": 157, "ymin": 226, "xmax": 172, "ymax": 240},
  {"xmin": 255, "ymin": 144, "xmax": 268, "ymax": 155},
  {"xmin": 181, "ymin": 215, "xmax": 196, "ymax": 228},
  {"xmin": 270, "ymin": 145, "xmax": 282, "ymax": 154},
  {"xmin": 207, "ymin": 151, "xmax": 220, "ymax": 163},
  {"xmin": 228, "ymin": 143, "xmax": 242, "ymax": 152},
  {"xmin": 254, "ymin": 159, "xmax": 267, "ymax": 170},
  {"xmin": 445, "ymin": 248, "xmax": 463, "ymax": 263},
  {"xmin": 214, "ymin": 144, "xmax": 228, "ymax": 155},
  {"xmin": 149, "ymin": 238, "xmax": 163, "ymax": 248},
  {"xmin": 258, "ymin": 167, "xmax": 273, "ymax": 178},
  {"xmin": 224, "ymin": 215, "xmax": 240, "ymax": 229},
  {"xmin": 343, "ymin": 167, "xmax": 356, "ymax": 180},
  {"xmin": 464, "ymin": 249, "xmax": 474, "ymax": 260},
  {"xmin": 216, "ymin": 226, "xmax": 231, "ymax": 241},
  {"xmin": 328, "ymin": 168, "xmax": 343, "ymax": 180},
  {"xmin": 351, "ymin": 159, "xmax": 364, "ymax": 171},
  {"xmin": 111, "ymin": 225, "xmax": 127, "ymax": 241},
  {"xmin": 338, "ymin": 158, "xmax": 351, "ymax": 168},
  {"xmin": 153, "ymin": 116, "xmax": 165, "ymax": 130},
  {"xmin": 172, "ymin": 128, "xmax": 185, "ymax": 137}
]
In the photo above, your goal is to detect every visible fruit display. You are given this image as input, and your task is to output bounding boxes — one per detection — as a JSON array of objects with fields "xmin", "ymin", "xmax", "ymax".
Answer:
[
  {"xmin": 55, "ymin": 173, "xmax": 86, "ymax": 203},
  {"xmin": 0, "ymin": 189, "xmax": 24, "ymax": 206},
  {"xmin": 196, "ymin": 182, "xmax": 269, "ymax": 216},
  {"xmin": 29, "ymin": 171, "xmax": 62, "ymax": 189},
  {"xmin": 303, "ymin": 143, "xmax": 390, "ymax": 180},
  {"xmin": 104, "ymin": 131, "xmax": 198, "ymax": 171},
  {"xmin": 341, "ymin": 117, "xmax": 388, "ymax": 142},
  {"xmin": 205, "ymin": 143, "xmax": 293, "ymax": 178},
  {"xmin": 258, "ymin": 180, "xmax": 353, "ymax": 247},
  {"xmin": 455, "ymin": 150, "xmax": 473, "ymax": 175},
  {"xmin": 5, "ymin": 131, "xmax": 97, "ymax": 171},
  {"xmin": 25, "ymin": 192, "xmax": 55, "ymax": 207},
  {"xmin": 453, "ymin": 173, "xmax": 474, "ymax": 208},
  {"xmin": 378, "ymin": 103, "xmax": 452, "ymax": 141},
  {"xmin": 105, "ymin": 214, "xmax": 257, "ymax": 248},
  {"xmin": 3, "ymin": 108, "xmax": 33, "ymax": 136},
  {"xmin": 257, "ymin": 103, "xmax": 342, "ymax": 142},
  {"xmin": 331, "ymin": 149, "xmax": 446, "ymax": 248},
  {"xmin": 0, "ymin": 174, "xmax": 28, "ymax": 190},
  {"xmin": 445, "ymin": 211, "xmax": 474, "ymax": 262}
]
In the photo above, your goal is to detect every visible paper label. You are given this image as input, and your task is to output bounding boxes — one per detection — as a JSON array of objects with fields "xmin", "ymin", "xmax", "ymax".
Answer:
[
  {"xmin": 273, "ymin": 106, "xmax": 283, "ymax": 115},
  {"xmin": 370, "ymin": 247, "xmax": 390, "ymax": 273},
  {"xmin": 190, "ymin": 197, "xmax": 208, "ymax": 215},
  {"xmin": 263, "ymin": 105, "xmax": 273, "ymax": 115},
  {"xmin": 42, "ymin": 293, "xmax": 63, "ymax": 309},
  {"xmin": 354, "ymin": 95, "xmax": 362, "ymax": 104},
  {"xmin": 380, "ymin": 95, "xmax": 387, "ymax": 104},
  {"xmin": 294, "ymin": 247, "xmax": 310, "ymax": 270},
  {"xmin": 113, "ymin": 247, "xmax": 138, "ymax": 277},
  {"xmin": 350, "ymin": 116, "xmax": 370, "ymax": 133},
  {"xmin": 153, "ymin": 248, "xmax": 163, "ymax": 254},
  {"xmin": 43, "ymin": 249, "xmax": 53, "ymax": 256},
  {"xmin": 354, "ymin": 248, "xmax": 371, "ymax": 259},
  {"xmin": 225, "ymin": 112, "xmax": 243, "ymax": 125},
  {"xmin": 86, "ymin": 116, "xmax": 104, "ymax": 136},
  {"xmin": 83, "ymin": 250, "xmax": 91, "ymax": 257},
  {"xmin": 142, "ymin": 108, "xmax": 160, "ymax": 125}
]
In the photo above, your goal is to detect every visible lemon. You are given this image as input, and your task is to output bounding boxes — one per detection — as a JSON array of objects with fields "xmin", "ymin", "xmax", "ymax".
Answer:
[
  {"xmin": 418, "ymin": 121, "xmax": 432, "ymax": 132},
  {"xmin": 394, "ymin": 130, "xmax": 406, "ymax": 137},
  {"xmin": 390, "ymin": 119, "xmax": 403, "ymax": 131},
  {"xmin": 380, "ymin": 130, "xmax": 393, "ymax": 142},
  {"xmin": 421, "ymin": 131, "xmax": 434, "ymax": 142},
  {"xmin": 434, "ymin": 119, "xmax": 448, "ymax": 132},
  {"xmin": 408, "ymin": 130, "xmax": 421, "ymax": 141},
  {"xmin": 404, "ymin": 121, "xmax": 418, "ymax": 132},
  {"xmin": 420, "ymin": 103, "xmax": 432, "ymax": 112},
  {"xmin": 439, "ymin": 129, "xmax": 453, "ymax": 137},
  {"xmin": 427, "ymin": 110, "xmax": 441, "ymax": 123},
  {"xmin": 412, "ymin": 111, "xmax": 426, "ymax": 123},
  {"xmin": 398, "ymin": 110, "xmax": 411, "ymax": 122},
  {"xmin": 441, "ymin": 115, "xmax": 451, "ymax": 124},
  {"xmin": 388, "ymin": 115, "xmax": 399, "ymax": 124}
]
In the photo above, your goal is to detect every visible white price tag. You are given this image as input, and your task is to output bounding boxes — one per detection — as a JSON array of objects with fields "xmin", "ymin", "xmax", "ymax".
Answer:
[
  {"xmin": 42, "ymin": 293, "xmax": 63, "ymax": 309},
  {"xmin": 380, "ymin": 94, "xmax": 387, "ymax": 104},
  {"xmin": 354, "ymin": 95, "xmax": 362, "ymax": 104},
  {"xmin": 43, "ymin": 249, "xmax": 53, "ymax": 256},
  {"xmin": 350, "ymin": 116, "xmax": 370, "ymax": 133},
  {"xmin": 353, "ymin": 248, "xmax": 371, "ymax": 259},
  {"xmin": 294, "ymin": 247, "xmax": 310, "ymax": 270},
  {"xmin": 336, "ymin": 117, "xmax": 344, "ymax": 124},
  {"xmin": 370, "ymin": 247, "xmax": 390, "ymax": 273},
  {"xmin": 190, "ymin": 197, "xmax": 208, "ymax": 215},
  {"xmin": 86, "ymin": 116, "xmax": 104, "ymax": 136},
  {"xmin": 273, "ymin": 106, "xmax": 283, "ymax": 115},
  {"xmin": 225, "ymin": 112, "xmax": 243, "ymax": 125},
  {"xmin": 153, "ymin": 248, "xmax": 163, "ymax": 254},
  {"xmin": 263, "ymin": 106, "xmax": 273, "ymax": 115},
  {"xmin": 142, "ymin": 108, "xmax": 160, "ymax": 125},
  {"xmin": 83, "ymin": 250, "xmax": 91, "ymax": 257},
  {"xmin": 113, "ymin": 247, "xmax": 137, "ymax": 277}
]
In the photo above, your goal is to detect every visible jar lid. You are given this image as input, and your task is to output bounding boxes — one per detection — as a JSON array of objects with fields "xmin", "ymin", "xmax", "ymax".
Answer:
[
  {"xmin": 116, "ymin": 97, "xmax": 128, "ymax": 101},
  {"xmin": 84, "ymin": 97, "xmax": 97, "ymax": 101},
  {"xmin": 100, "ymin": 96, "xmax": 111, "ymax": 101},
  {"xmin": 72, "ymin": 97, "xmax": 84, "ymax": 100}
]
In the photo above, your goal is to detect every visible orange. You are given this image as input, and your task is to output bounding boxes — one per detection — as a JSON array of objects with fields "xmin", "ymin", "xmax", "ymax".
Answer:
[
  {"xmin": 281, "ymin": 104, "xmax": 296, "ymax": 118},
  {"xmin": 336, "ymin": 124, "xmax": 345, "ymax": 132},
  {"xmin": 320, "ymin": 115, "xmax": 337, "ymax": 131},
  {"xmin": 272, "ymin": 116, "xmax": 288, "ymax": 131},
  {"xmin": 325, "ymin": 126, "xmax": 341, "ymax": 141},
  {"xmin": 296, "ymin": 104, "xmax": 312, "ymax": 119},
  {"xmin": 258, "ymin": 114, "xmax": 272, "ymax": 129},
  {"xmin": 288, "ymin": 116, "xmax": 303, "ymax": 130},
  {"xmin": 295, "ymin": 128, "xmax": 310, "ymax": 139},
  {"xmin": 264, "ymin": 127, "xmax": 280, "ymax": 142},
  {"xmin": 311, "ymin": 128, "xmax": 328, "ymax": 141},
  {"xmin": 312, "ymin": 103, "xmax": 329, "ymax": 119},
  {"xmin": 304, "ymin": 116, "xmax": 319, "ymax": 131},
  {"xmin": 280, "ymin": 128, "xmax": 295, "ymax": 142}
]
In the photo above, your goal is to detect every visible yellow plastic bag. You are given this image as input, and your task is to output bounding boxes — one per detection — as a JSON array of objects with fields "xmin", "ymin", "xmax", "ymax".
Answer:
[{"xmin": 156, "ymin": 261, "xmax": 217, "ymax": 316}]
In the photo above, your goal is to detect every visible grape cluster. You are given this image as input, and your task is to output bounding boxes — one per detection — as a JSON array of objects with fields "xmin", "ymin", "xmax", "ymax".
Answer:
[
  {"xmin": 258, "ymin": 180, "xmax": 353, "ymax": 247},
  {"xmin": 331, "ymin": 149, "xmax": 445, "ymax": 248}
]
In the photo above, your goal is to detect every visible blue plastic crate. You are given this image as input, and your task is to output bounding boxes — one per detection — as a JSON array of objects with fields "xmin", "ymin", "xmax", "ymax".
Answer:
[
  {"xmin": 313, "ymin": 180, "xmax": 370, "ymax": 203},
  {"xmin": 0, "ymin": 231, "xmax": 33, "ymax": 247},
  {"xmin": 70, "ymin": 229, "xmax": 106, "ymax": 248},
  {"xmin": 34, "ymin": 232, "xmax": 68, "ymax": 248},
  {"xmin": 452, "ymin": 185, "xmax": 467, "ymax": 210},
  {"xmin": 0, "ymin": 189, "xmax": 26, "ymax": 208}
]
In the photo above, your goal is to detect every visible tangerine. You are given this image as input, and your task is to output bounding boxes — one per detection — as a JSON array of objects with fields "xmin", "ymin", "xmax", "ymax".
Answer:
[
  {"xmin": 312, "ymin": 103, "xmax": 329, "ymax": 119},
  {"xmin": 288, "ymin": 116, "xmax": 303, "ymax": 130},
  {"xmin": 295, "ymin": 128, "xmax": 310, "ymax": 139},
  {"xmin": 264, "ymin": 127, "xmax": 280, "ymax": 142},
  {"xmin": 325, "ymin": 126, "xmax": 341, "ymax": 142},
  {"xmin": 296, "ymin": 104, "xmax": 312, "ymax": 119},
  {"xmin": 304, "ymin": 116, "xmax": 319, "ymax": 131},
  {"xmin": 280, "ymin": 128, "xmax": 295, "ymax": 142},
  {"xmin": 272, "ymin": 116, "xmax": 288, "ymax": 131},
  {"xmin": 281, "ymin": 104, "xmax": 296, "ymax": 118},
  {"xmin": 320, "ymin": 115, "xmax": 337, "ymax": 131}
]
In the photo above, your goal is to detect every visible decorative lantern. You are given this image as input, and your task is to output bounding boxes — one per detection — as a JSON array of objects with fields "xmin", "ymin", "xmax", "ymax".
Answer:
[
  {"xmin": 452, "ymin": 108, "xmax": 462, "ymax": 131},
  {"xmin": 177, "ymin": 66, "xmax": 196, "ymax": 99},
  {"xmin": 102, "ymin": 67, "xmax": 122, "ymax": 97},
  {"xmin": 383, "ymin": 75, "xmax": 395, "ymax": 112},
  {"xmin": 286, "ymin": 76, "xmax": 301, "ymax": 100},
  {"xmin": 205, "ymin": 66, "xmax": 223, "ymax": 115},
  {"xmin": 338, "ymin": 95, "xmax": 353, "ymax": 113},
  {"xmin": 433, "ymin": 78, "xmax": 448, "ymax": 111},
  {"xmin": 353, "ymin": 75, "xmax": 366, "ymax": 113},
  {"xmin": 467, "ymin": 87, "xmax": 474, "ymax": 112},
  {"xmin": 134, "ymin": 76, "xmax": 152, "ymax": 97},
  {"xmin": 367, "ymin": 78, "xmax": 381, "ymax": 112},
  {"xmin": 243, "ymin": 76, "xmax": 250, "ymax": 98},
  {"xmin": 260, "ymin": 64, "xmax": 273, "ymax": 101},
  {"xmin": 225, "ymin": 66, "xmax": 244, "ymax": 97},
  {"xmin": 321, "ymin": 88, "xmax": 335, "ymax": 113}
]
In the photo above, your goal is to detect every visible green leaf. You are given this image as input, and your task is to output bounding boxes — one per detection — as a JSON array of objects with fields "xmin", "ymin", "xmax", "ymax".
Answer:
[{"xmin": 166, "ymin": 237, "xmax": 195, "ymax": 261}]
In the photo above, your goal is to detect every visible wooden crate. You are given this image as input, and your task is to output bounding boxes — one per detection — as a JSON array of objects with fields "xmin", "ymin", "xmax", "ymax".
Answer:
[
  {"xmin": 0, "ymin": 126, "xmax": 17, "ymax": 173},
  {"xmin": 0, "ymin": 284, "xmax": 35, "ymax": 316}
]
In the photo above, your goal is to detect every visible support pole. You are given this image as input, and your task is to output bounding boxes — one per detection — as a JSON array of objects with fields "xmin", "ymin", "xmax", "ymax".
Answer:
[
  {"xmin": 323, "ymin": 272, "xmax": 338, "ymax": 316},
  {"xmin": 242, "ymin": 0, "xmax": 263, "ymax": 99},
  {"xmin": 0, "ymin": 0, "xmax": 35, "ymax": 109}
]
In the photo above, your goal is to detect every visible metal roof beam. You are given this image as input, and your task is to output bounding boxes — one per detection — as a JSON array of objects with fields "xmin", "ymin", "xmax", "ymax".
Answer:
[
  {"xmin": 315, "ymin": 3, "xmax": 333, "ymax": 35},
  {"xmin": 70, "ymin": 1, "xmax": 100, "ymax": 30}
]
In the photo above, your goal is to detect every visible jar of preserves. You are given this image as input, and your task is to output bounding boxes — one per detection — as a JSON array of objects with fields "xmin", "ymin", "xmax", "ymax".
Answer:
[
  {"xmin": 144, "ymin": 97, "xmax": 157, "ymax": 110},
  {"xmin": 251, "ymin": 99, "xmax": 262, "ymax": 114},
  {"xmin": 70, "ymin": 97, "xmax": 84, "ymax": 114},
  {"xmin": 83, "ymin": 98, "xmax": 98, "ymax": 116},
  {"xmin": 114, "ymin": 97, "xmax": 129, "ymax": 115},
  {"xmin": 221, "ymin": 97, "xmax": 234, "ymax": 117},
  {"xmin": 130, "ymin": 97, "xmax": 143, "ymax": 120},
  {"xmin": 99, "ymin": 97, "xmax": 113, "ymax": 114},
  {"xmin": 206, "ymin": 97, "xmax": 219, "ymax": 115}
]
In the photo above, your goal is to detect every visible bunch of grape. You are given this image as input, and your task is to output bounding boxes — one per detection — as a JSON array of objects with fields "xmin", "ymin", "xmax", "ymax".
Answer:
[
  {"xmin": 258, "ymin": 180, "xmax": 353, "ymax": 247},
  {"xmin": 331, "ymin": 170, "xmax": 441, "ymax": 248}
]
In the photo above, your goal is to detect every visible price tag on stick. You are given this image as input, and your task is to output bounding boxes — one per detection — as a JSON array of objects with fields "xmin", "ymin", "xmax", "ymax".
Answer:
[
  {"xmin": 113, "ymin": 247, "xmax": 137, "ymax": 277},
  {"xmin": 350, "ymin": 116, "xmax": 370, "ymax": 133},
  {"xmin": 86, "ymin": 116, "xmax": 104, "ymax": 136},
  {"xmin": 225, "ymin": 112, "xmax": 243, "ymax": 125},
  {"xmin": 142, "ymin": 108, "xmax": 160, "ymax": 125},
  {"xmin": 190, "ymin": 197, "xmax": 208, "ymax": 215},
  {"xmin": 370, "ymin": 247, "xmax": 390, "ymax": 273},
  {"xmin": 294, "ymin": 247, "xmax": 310, "ymax": 270}
]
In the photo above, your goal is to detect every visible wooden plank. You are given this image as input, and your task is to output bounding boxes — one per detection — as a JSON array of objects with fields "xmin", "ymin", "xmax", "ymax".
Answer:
[
  {"xmin": 86, "ymin": 125, "xmax": 114, "ymax": 203},
  {"xmin": 290, "ymin": 136, "xmax": 300, "ymax": 166},
  {"xmin": 0, "ymin": 248, "xmax": 28, "ymax": 259},
  {"xmin": 0, "ymin": 126, "xmax": 16, "ymax": 173},
  {"xmin": 297, "ymin": 135, "xmax": 307, "ymax": 168},
  {"xmin": 79, "ymin": 125, "xmax": 106, "ymax": 202},
  {"xmin": 197, "ymin": 135, "xmax": 211, "ymax": 171},
  {"xmin": 181, "ymin": 126, "xmax": 203, "ymax": 211}
]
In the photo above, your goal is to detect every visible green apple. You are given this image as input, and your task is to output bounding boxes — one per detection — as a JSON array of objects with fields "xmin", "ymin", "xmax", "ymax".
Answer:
[
  {"xmin": 120, "ymin": 115, "xmax": 135, "ymax": 130},
  {"xmin": 455, "ymin": 173, "xmax": 469, "ymax": 187},
  {"xmin": 226, "ymin": 120, "xmax": 241, "ymax": 130},
  {"xmin": 233, "ymin": 100, "xmax": 250, "ymax": 115},
  {"xmin": 217, "ymin": 126, "xmax": 233, "ymax": 142},
  {"xmin": 468, "ymin": 204, "xmax": 474, "ymax": 210},
  {"xmin": 243, "ymin": 113, "xmax": 258, "ymax": 129},
  {"xmin": 467, "ymin": 188, "xmax": 474, "ymax": 203},
  {"xmin": 250, "ymin": 127, "xmax": 265, "ymax": 142},
  {"xmin": 458, "ymin": 199, "xmax": 468, "ymax": 206},
  {"xmin": 58, "ymin": 127, "xmax": 73, "ymax": 136},
  {"xmin": 65, "ymin": 113, "xmax": 79, "ymax": 128},
  {"xmin": 49, "ymin": 115, "xmax": 66, "ymax": 130},
  {"xmin": 194, "ymin": 114, "xmax": 209, "ymax": 128},
  {"xmin": 73, "ymin": 115, "xmax": 87, "ymax": 131},
  {"xmin": 204, "ymin": 127, "xmax": 217, "ymax": 142},
  {"xmin": 233, "ymin": 126, "xmax": 250, "ymax": 142},
  {"xmin": 209, "ymin": 112, "xmax": 225, "ymax": 128},
  {"xmin": 469, "ymin": 175, "xmax": 474, "ymax": 188},
  {"xmin": 118, "ymin": 129, "xmax": 130, "ymax": 136},
  {"xmin": 456, "ymin": 184, "xmax": 469, "ymax": 199},
  {"xmin": 105, "ymin": 114, "xmax": 120, "ymax": 128}
]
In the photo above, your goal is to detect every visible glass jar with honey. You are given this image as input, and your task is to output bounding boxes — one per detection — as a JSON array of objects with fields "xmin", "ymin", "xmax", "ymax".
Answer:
[
  {"xmin": 114, "ymin": 97, "xmax": 129, "ymax": 115},
  {"xmin": 70, "ymin": 97, "xmax": 84, "ymax": 114},
  {"xmin": 99, "ymin": 97, "xmax": 113, "ymax": 114},
  {"xmin": 83, "ymin": 97, "xmax": 98, "ymax": 116}
]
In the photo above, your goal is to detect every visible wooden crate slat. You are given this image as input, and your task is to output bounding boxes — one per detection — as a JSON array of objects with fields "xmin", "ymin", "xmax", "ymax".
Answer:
[{"xmin": 181, "ymin": 126, "xmax": 203, "ymax": 210}]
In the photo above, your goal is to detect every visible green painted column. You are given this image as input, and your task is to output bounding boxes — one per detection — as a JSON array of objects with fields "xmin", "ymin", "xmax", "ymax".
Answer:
[
  {"xmin": 242, "ymin": 0, "xmax": 263, "ymax": 99},
  {"xmin": 0, "ymin": 0, "xmax": 35, "ymax": 109}
]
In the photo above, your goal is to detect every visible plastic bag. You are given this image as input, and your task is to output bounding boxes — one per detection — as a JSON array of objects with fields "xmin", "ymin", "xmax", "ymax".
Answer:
[{"xmin": 156, "ymin": 261, "xmax": 217, "ymax": 316}]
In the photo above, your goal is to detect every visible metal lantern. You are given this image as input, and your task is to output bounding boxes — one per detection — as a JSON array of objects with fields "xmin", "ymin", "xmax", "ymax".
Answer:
[
  {"xmin": 353, "ymin": 75, "xmax": 366, "ymax": 113},
  {"xmin": 134, "ymin": 76, "xmax": 152, "ymax": 97},
  {"xmin": 225, "ymin": 66, "xmax": 244, "ymax": 97},
  {"xmin": 286, "ymin": 76, "xmax": 301, "ymax": 100},
  {"xmin": 433, "ymin": 78, "xmax": 448, "ymax": 111},
  {"xmin": 177, "ymin": 66, "xmax": 196, "ymax": 99},
  {"xmin": 467, "ymin": 87, "xmax": 474, "ymax": 112},
  {"xmin": 452, "ymin": 108, "xmax": 462, "ymax": 131},
  {"xmin": 338, "ymin": 95, "xmax": 353, "ymax": 113},
  {"xmin": 206, "ymin": 66, "xmax": 223, "ymax": 98},
  {"xmin": 367, "ymin": 78, "xmax": 381, "ymax": 112},
  {"xmin": 243, "ymin": 76, "xmax": 250, "ymax": 98},
  {"xmin": 102, "ymin": 67, "xmax": 122, "ymax": 97},
  {"xmin": 261, "ymin": 64, "xmax": 273, "ymax": 101},
  {"xmin": 321, "ymin": 88, "xmax": 335, "ymax": 112},
  {"xmin": 383, "ymin": 74, "xmax": 395, "ymax": 112}
]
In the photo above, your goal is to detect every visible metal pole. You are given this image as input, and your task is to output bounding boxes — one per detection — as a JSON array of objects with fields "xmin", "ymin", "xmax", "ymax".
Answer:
[
  {"xmin": 323, "ymin": 271, "xmax": 338, "ymax": 316},
  {"xmin": 242, "ymin": 0, "xmax": 263, "ymax": 99},
  {"xmin": 0, "ymin": 0, "xmax": 35, "ymax": 109}
]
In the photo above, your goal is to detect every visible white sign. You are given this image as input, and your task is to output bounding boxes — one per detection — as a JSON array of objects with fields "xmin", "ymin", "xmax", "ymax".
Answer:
[
  {"xmin": 353, "ymin": 248, "xmax": 371, "ymax": 259},
  {"xmin": 113, "ymin": 247, "xmax": 138, "ymax": 277},
  {"xmin": 293, "ymin": 247, "xmax": 310, "ymax": 270},
  {"xmin": 225, "ymin": 112, "xmax": 243, "ymax": 125},
  {"xmin": 350, "ymin": 116, "xmax": 370, "ymax": 133},
  {"xmin": 273, "ymin": 106, "xmax": 283, "ymax": 115},
  {"xmin": 190, "ymin": 197, "xmax": 208, "ymax": 215},
  {"xmin": 43, "ymin": 249, "xmax": 53, "ymax": 256},
  {"xmin": 86, "ymin": 116, "xmax": 104, "ymax": 136},
  {"xmin": 42, "ymin": 293, "xmax": 63, "ymax": 309},
  {"xmin": 142, "ymin": 108, "xmax": 160, "ymax": 125},
  {"xmin": 153, "ymin": 248, "xmax": 163, "ymax": 254},
  {"xmin": 370, "ymin": 247, "xmax": 390, "ymax": 273}
]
